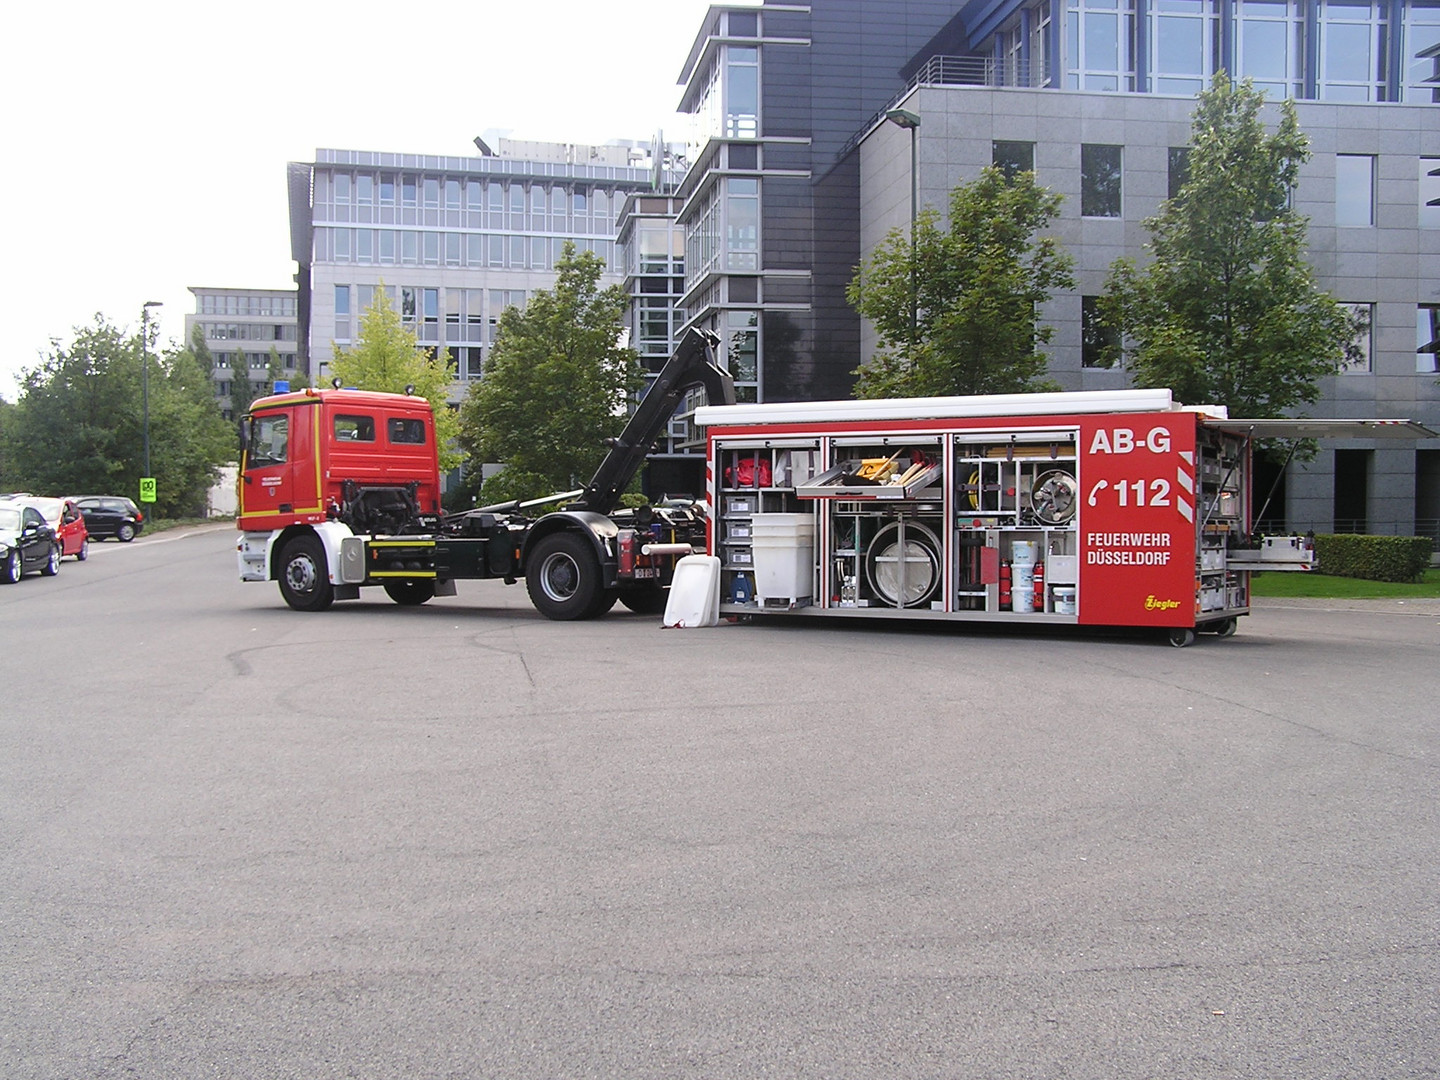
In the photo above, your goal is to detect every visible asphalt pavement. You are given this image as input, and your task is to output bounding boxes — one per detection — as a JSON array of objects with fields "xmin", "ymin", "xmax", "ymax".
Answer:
[{"xmin": 2, "ymin": 527, "xmax": 1436, "ymax": 1079}]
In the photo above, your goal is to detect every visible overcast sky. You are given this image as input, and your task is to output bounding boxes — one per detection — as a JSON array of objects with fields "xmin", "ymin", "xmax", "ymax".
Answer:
[{"xmin": 0, "ymin": 0, "xmax": 725, "ymax": 400}]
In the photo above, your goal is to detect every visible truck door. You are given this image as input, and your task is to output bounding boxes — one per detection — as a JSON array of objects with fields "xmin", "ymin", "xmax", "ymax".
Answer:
[{"xmin": 239, "ymin": 404, "xmax": 320, "ymax": 527}]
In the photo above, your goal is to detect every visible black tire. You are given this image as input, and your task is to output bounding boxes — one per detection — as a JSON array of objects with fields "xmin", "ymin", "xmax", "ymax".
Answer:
[
  {"xmin": 1, "ymin": 548, "xmax": 19, "ymax": 584},
  {"xmin": 383, "ymin": 579, "xmax": 436, "ymax": 606},
  {"xmin": 1168, "ymin": 627, "xmax": 1197, "ymax": 648},
  {"xmin": 618, "ymin": 588, "xmax": 668, "ymax": 615},
  {"xmin": 277, "ymin": 535, "xmax": 335, "ymax": 611},
  {"xmin": 41, "ymin": 543, "xmax": 61, "ymax": 576},
  {"xmin": 526, "ymin": 532, "xmax": 605, "ymax": 621},
  {"xmin": 116, "ymin": 523, "xmax": 136, "ymax": 542},
  {"xmin": 1214, "ymin": 617, "xmax": 1238, "ymax": 638},
  {"xmin": 76, "ymin": 538, "xmax": 89, "ymax": 562}
]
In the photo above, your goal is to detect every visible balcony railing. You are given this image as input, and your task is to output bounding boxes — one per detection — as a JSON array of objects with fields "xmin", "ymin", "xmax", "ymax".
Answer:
[{"xmin": 838, "ymin": 55, "xmax": 1045, "ymax": 162}]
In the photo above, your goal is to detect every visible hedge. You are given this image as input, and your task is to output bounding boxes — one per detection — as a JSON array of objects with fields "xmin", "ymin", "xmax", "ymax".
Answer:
[{"xmin": 1313, "ymin": 534, "xmax": 1432, "ymax": 582}]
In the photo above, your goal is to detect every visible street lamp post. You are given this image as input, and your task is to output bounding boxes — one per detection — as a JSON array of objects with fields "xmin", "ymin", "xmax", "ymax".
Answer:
[
  {"xmin": 141, "ymin": 300, "xmax": 163, "ymax": 481},
  {"xmin": 885, "ymin": 108, "xmax": 921, "ymax": 346}
]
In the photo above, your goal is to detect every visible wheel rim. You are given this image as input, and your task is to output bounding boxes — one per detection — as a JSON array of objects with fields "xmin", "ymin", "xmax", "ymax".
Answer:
[
  {"xmin": 538, "ymin": 550, "xmax": 581, "ymax": 603},
  {"xmin": 285, "ymin": 553, "xmax": 320, "ymax": 595}
]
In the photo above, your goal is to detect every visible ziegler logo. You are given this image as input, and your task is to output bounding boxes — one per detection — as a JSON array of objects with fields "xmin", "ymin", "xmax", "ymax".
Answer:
[{"xmin": 1144, "ymin": 595, "xmax": 1181, "ymax": 611}]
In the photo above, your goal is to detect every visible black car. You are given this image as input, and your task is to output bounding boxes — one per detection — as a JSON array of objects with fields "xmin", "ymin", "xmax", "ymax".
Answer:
[
  {"xmin": 0, "ymin": 502, "xmax": 61, "ymax": 582},
  {"xmin": 72, "ymin": 496, "xmax": 145, "ymax": 542}
]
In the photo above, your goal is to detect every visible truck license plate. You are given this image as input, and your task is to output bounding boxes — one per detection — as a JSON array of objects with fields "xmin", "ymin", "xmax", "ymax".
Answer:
[{"xmin": 632, "ymin": 567, "xmax": 658, "ymax": 579}]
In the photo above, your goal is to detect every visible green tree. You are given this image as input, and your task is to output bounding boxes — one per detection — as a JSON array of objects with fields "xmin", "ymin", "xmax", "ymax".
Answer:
[
  {"xmin": 227, "ymin": 350, "xmax": 261, "ymax": 421},
  {"xmin": 848, "ymin": 165, "xmax": 1074, "ymax": 398},
  {"xmin": 1100, "ymin": 74, "xmax": 1359, "ymax": 415},
  {"xmin": 330, "ymin": 285, "xmax": 459, "ymax": 470},
  {"xmin": 459, "ymin": 242, "xmax": 641, "ymax": 503},
  {"xmin": 0, "ymin": 315, "xmax": 231, "ymax": 516},
  {"xmin": 190, "ymin": 323, "xmax": 216, "ymax": 374},
  {"xmin": 267, "ymin": 346, "xmax": 308, "ymax": 391}
]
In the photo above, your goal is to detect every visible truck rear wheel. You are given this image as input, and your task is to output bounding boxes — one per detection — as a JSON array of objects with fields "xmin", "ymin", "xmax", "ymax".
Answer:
[
  {"xmin": 277, "ymin": 535, "xmax": 335, "ymax": 611},
  {"xmin": 526, "ymin": 532, "xmax": 605, "ymax": 620},
  {"xmin": 383, "ymin": 580, "xmax": 436, "ymax": 606}
]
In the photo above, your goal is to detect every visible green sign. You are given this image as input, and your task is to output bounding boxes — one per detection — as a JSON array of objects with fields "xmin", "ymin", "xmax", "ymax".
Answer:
[{"xmin": 139, "ymin": 477, "xmax": 157, "ymax": 504}]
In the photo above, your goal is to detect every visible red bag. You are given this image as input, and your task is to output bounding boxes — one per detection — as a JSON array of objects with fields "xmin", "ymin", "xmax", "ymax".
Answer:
[{"xmin": 725, "ymin": 457, "xmax": 772, "ymax": 487}]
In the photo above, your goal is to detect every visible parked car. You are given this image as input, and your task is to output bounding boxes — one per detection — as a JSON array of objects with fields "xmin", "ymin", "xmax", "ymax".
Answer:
[
  {"xmin": 72, "ymin": 496, "xmax": 145, "ymax": 542},
  {"xmin": 0, "ymin": 503, "xmax": 61, "ymax": 582},
  {"xmin": 18, "ymin": 497, "xmax": 89, "ymax": 560}
]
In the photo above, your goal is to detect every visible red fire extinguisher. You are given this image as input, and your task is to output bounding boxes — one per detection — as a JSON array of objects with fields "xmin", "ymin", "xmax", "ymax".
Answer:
[
  {"xmin": 999, "ymin": 561, "xmax": 1012, "ymax": 608},
  {"xmin": 1033, "ymin": 560, "xmax": 1045, "ymax": 610}
]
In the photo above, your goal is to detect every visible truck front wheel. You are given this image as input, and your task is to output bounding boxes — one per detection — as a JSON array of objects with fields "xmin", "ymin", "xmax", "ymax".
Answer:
[
  {"xmin": 277, "ymin": 535, "xmax": 335, "ymax": 611},
  {"xmin": 526, "ymin": 532, "xmax": 605, "ymax": 620}
]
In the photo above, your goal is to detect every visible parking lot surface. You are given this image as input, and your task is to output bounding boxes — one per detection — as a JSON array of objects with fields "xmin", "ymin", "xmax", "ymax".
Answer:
[{"xmin": 2, "ymin": 528, "xmax": 1437, "ymax": 1078}]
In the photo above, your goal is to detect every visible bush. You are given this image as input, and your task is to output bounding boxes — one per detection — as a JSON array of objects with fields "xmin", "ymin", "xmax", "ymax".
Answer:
[{"xmin": 1313, "ymin": 534, "xmax": 1432, "ymax": 582}]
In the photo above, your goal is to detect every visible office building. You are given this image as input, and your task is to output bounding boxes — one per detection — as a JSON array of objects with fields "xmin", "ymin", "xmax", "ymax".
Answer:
[
  {"xmin": 674, "ymin": 0, "xmax": 1440, "ymax": 539},
  {"xmin": 288, "ymin": 138, "xmax": 681, "ymax": 396},
  {"xmin": 185, "ymin": 287, "xmax": 300, "ymax": 420}
]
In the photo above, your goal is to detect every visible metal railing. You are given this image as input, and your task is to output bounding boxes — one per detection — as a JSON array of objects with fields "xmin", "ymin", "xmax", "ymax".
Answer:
[{"xmin": 837, "ymin": 55, "xmax": 1045, "ymax": 163}]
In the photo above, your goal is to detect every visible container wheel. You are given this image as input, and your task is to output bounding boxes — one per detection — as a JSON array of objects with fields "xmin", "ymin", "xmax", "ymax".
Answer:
[
  {"xmin": 1214, "ymin": 617, "xmax": 1238, "ymax": 638},
  {"xmin": 277, "ymin": 535, "xmax": 335, "ymax": 611},
  {"xmin": 526, "ymin": 532, "xmax": 605, "ymax": 620},
  {"xmin": 1168, "ymin": 627, "xmax": 1197, "ymax": 648},
  {"xmin": 618, "ymin": 588, "xmax": 666, "ymax": 615},
  {"xmin": 383, "ymin": 580, "xmax": 436, "ymax": 606}
]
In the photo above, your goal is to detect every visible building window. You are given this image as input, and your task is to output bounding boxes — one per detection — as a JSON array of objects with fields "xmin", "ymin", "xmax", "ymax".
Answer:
[
  {"xmin": 726, "ymin": 178, "xmax": 759, "ymax": 270},
  {"xmin": 1421, "ymin": 158, "xmax": 1440, "ymax": 227},
  {"xmin": 726, "ymin": 46, "xmax": 759, "ymax": 139},
  {"xmin": 1081, "ymin": 144, "xmax": 1123, "ymax": 217},
  {"xmin": 1318, "ymin": 0, "xmax": 1387, "ymax": 101},
  {"xmin": 1236, "ymin": 0, "xmax": 1302, "ymax": 99},
  {"xmin": 1336, "ymin": 154, "xmax": 1375, "ymax": 226},
  {"xmin": 1167, "ymin": 147, "xmax": 1190, "ymax": 200},
  {"xmin": 1081, "ymin": 296, "xmax": 1119, "ymax": 367},
  {"xmin": 993, "ymin": 141, "xmax": 1035, "ymax": 179},
  {"xmin": 1066, "ymin": 0, "xmax": 1136, "ymax": 91},
  {"xmin": 1340, "ymin": 303, "xmax": 1372, "ymax": 372},
  {"xmin": 1403, "ymin": 2, "xmax": 1440, "ymax": 102},
  {"xmin": 1150, "ymin": 0, "xmax": 1219, "ymax": 95},
  {"xmin": 1418, "ymin": 305, "xmax": 1440, "ymax": 373},
  {"xmin": 726, "ymin": 310, "xmax": 760, "ymax": 402},
  {"xmin": 334, "ymin": 285, "xmax": 351, "ymax": 341}
]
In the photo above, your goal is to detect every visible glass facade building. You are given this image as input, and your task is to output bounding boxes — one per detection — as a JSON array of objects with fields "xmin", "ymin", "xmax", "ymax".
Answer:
[
  {"xmin": 289, "ymin": 140, "xmax": 682, "ymax": 397},
  {"xmin": 184, "ymin": 287, "xmax": 300, "ymax": 420},
  {"xmin": 673, "ymin": 0, "xmax": 1439, "ymax": 539}
]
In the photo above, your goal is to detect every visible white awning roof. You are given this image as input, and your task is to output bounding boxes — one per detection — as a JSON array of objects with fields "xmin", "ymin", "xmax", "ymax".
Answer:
[{"xmin": 1203, "ymin": 418, "xmax": 1438, "ymax": 439}]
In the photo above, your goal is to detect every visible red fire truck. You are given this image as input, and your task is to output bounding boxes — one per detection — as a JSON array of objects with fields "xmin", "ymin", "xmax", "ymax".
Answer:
[
  {"xmin": 696, "ymin": 390, "xmax": 1433, "ymax": 646},
  {"xmin": 236, "ymin": 329, "xmax": 733, "ymax": 619}
]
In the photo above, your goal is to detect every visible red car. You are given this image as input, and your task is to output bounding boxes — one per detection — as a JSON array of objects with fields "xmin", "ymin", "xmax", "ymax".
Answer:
[{"xmin": 21, "ymin": 497, "xmax": 89, "ymax": 560}]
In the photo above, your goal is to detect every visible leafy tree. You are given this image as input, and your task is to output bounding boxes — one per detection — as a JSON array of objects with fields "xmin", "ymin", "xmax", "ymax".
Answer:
[
  {"xmin": 459, "ymin": 242, "xmax": 641, "ymax": 503},
  {"xmin": 330, "ymin": 285, "xmax": 459, "ymax": 470},
  {"xmin": 848, "ymin": 165, "xmax": 1074, "ymax": 398},
  {"xmin": 1100, "ymin": 73, "xmax": 1359, "ymax": 415},
  {"xmin": 268, "ymin": 346, "xmax": 308, "ymax": 391},
  {"xmin": 191, "ymin": 323, "xmax": 216, "ymax": 373},
  {"xmin": 0, "ymin": 315, "xmax": 231, "ymax": 516},
  {"xmin": 227, "ymin": 350, "xmax": 261, "ymax": 421}
]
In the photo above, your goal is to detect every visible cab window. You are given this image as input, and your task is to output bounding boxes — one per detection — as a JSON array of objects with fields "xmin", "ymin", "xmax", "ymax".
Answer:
[
  {"xmin": 334, "ymin": 414, "xmax": 375, "ymax": 442},
  {"xmin": 388, "ymin": 417, "xmax": 426, "ymax": 444},
  {"xmin": 247, "ymin": 415, "xmax": 289, "ymax": 467}
]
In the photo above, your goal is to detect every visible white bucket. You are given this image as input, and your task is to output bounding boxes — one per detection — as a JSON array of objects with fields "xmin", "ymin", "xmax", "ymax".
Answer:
[
  {"xmin": 1053, "ymin": 585, "xmax": 1077, "ymax": 616},
  {"xmin": 1011, "ymin": 540, "xmax": 1039, "ymax": 566},
  {"xmin": 1012, "ymin": 561, "xmax": 1035, "ymax": 612}
]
